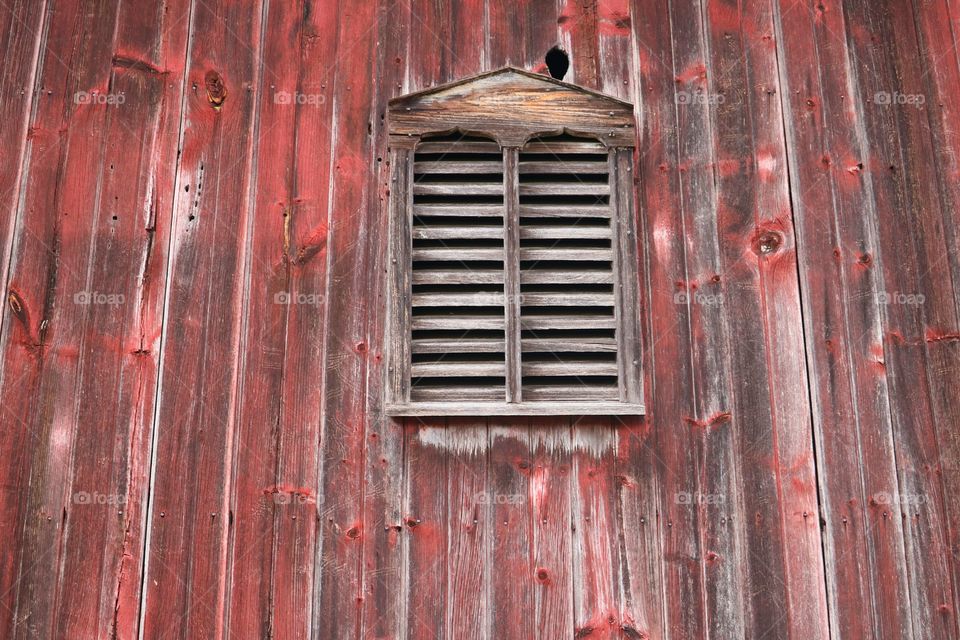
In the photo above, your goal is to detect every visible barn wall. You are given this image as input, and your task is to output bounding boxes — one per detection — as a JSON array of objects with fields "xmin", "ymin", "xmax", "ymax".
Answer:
[{"xmin": 0, "ymin": 0, "xmax": 958, "ymax": 638}]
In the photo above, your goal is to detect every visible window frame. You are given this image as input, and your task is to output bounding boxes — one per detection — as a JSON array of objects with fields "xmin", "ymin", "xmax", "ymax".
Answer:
[{"xmin": 384, "ymin": 69, "xmax": 644, "ymax": 417}]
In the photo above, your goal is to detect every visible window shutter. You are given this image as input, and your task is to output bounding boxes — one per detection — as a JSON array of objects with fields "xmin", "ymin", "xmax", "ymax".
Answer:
[
  {"xmin": 385, "ymin": 67, "xmax": 643, "ymax": 416},
  {"xmin": 408, "ymin": 134, "xmax": 508, "ymax": 403},
  {"xmin": 516, "ymin": 136, "xmax": 619, "ymax": 401}
]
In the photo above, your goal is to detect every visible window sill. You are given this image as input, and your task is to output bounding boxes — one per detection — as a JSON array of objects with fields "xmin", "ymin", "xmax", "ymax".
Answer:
[{"xmin": 385, "ymin": 401, "xmax": 645, "ymax": 417}]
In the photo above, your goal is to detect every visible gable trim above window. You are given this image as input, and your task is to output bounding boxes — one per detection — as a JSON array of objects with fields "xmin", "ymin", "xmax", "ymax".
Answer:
[{"xmin": 384, "ymin": 68, "xmax": 644, "ymax": 417}]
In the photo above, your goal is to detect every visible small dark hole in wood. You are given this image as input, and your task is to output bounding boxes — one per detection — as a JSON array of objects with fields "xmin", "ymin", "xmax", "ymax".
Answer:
[{"xmin": 545, "ymin": 46, "xmax": 569, "ymax": 80}]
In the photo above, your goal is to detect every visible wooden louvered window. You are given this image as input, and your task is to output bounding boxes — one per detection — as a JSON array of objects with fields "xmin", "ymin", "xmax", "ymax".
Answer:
[{"xmin": 385, "ymin": 68, "xmax": 643, "ymax": 416}]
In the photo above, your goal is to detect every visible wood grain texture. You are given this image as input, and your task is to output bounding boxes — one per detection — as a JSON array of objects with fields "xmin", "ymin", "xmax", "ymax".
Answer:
[
  {"xmin": 0, "ymin": 0, "xmax": 957, "ymax": 637},
  {"xmin": 140, "ymin": 1, "xmax": 264, "ymax": 637}
]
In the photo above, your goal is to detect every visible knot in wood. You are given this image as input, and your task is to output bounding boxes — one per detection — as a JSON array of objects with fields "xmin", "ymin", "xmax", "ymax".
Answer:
[
  {"xmin": 204, "ymin": 70, "xmax": 227, "ymax": 110},
  {"xmin": 754, "ymin": 231, "xmax": 783, "ymax": 255}
]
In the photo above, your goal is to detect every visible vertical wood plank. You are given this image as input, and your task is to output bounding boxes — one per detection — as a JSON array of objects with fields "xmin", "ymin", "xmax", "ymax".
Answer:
[
  {"xmin": 611, "ymin": 149, "xmax": 642, "ymax": 404},
  {"xmin": 403, "ymin": 421, "xmax": 449, "ymax": 639},
  {"xmin": 489, "ymin": 423, "xmax": 535, "ymax": 639},
  {"xmin": 841, "ymin": 0, "xmax": 960, "ymax": 636},
  {"xmin": 312, "ymin": 0, "xmax": 380, "ymax": 636},
  {"xmin": 529, "ymin": 425, "xmax": 574, "ymax": 639},
  {"xmin": 140, "ymin": 0, "xmax": 265, "ymax": 636},
  {"xmin": 0, "ymin": 0, "xmax": 48, "ymax": 633},
  {"xmin": 570, "ymin": 420, "xmax": 621, "ymax": 638},
  {"xmin": 225, "ymin": 1, "xmax": 336, "ymax": 638},
  {"xmin": 629, "ymin": 0, "xmax": 707, "ymax": 636},
  {"xmin": 503, "ymin": 147, "xmax": 521, "ymax": 404},
  {"xmin": 0, "ymin": 2, "xmax": 141, "ymax": 637},
  {"xmin": 774, "ymin": 0, "xmax": 914, "ymax": 637},
  {"xmin": 388, "ymin": 147, "xmax": 412, "ymax": 405},
  {"xmin": 445, "ymin": 421, "xmax": 490, "ymax": 639}
]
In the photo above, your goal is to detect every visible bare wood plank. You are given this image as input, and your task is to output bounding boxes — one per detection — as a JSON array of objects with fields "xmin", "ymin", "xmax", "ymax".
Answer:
[
  {"xmin": 518, "ymin": 293, "xmax": 614, "ymax": 306},
  {"xmin": 504, "ymin": 148, "xmax": 522, "ymax": 404},
  {"xmin": 518, "ymin": 182, "xmax": 610, "ymax": 196},
  {"xmin": 522, "ymin": 387, "xmax": 619, "ymax": 402},
  {"xmin": 415, "ymin": 203, "xmax": 504, "ymax": 217},
  {"xmin": 413, "ymin": 226, "xmax": 504, "ymax": 240},
  {"xmin": 522, "ymin": 140, "xmax": 608, "ymax": 154},
  {"xmin": 389, "ymin": 150, "xmax": 413, "ymax": 404},
  {"xmin": 519, "ymin": 226, "xmax": 611, "ymax": 240},
  {"xmin": 416, "ymin": 140, "xmax": 502, "ymax": 154},
  {"xmin": 520, "ymin": 316, "xmax": 617, "ymax": 330},
  {"xmin": 415, "ymin": 160, "xmax": 503, "ymax": 174},
  {"xmin": 389, "ymin": 69, "xmax": 636, "ymax": 147},
  {"xmin": 519, "ymin": 249, "xmax": 612, "ymax": 262},
  {"xmin": 411, "ymin": 386, "xmax": 504, "ymax": 402},
  {"xmin": 411, "ymin": 315, "xmax": 504, "ymax": 330},
  {"xmin": 412, "ymin": 292, "xmax": 504, "ymax": 306},
  {"xmin": 519, "ymin": 204, "xmax": 611, "ymax": 218},
  {"xmin": 412, "ymin": 270, "xmax": 504, "ymax": 284},
  {"xmin": 412, "ymin": 248, "xmax": 503, "ymax": 261},
  {"xmin": 522, "ymin": 337, "xmax": 617, "ymax": 352},
  {"xmin": 411, "ymin": 362, "xmax": 505, "ymax": 377},
  {"xmin": 387, "ymin": 403, "xmax": 644, "ymax": 417},
  {"xmin": 612, "ymin": 149, "xmax": 643, "ymax": 404},
  {"xmin": 520, "ymin": 270, "xmax": 613, "ymax": 284},
  {"xmin": 521, "ymin": 361, "xmax": 618, "ymax": 376},
  {"xmin": 413, "ymin": 182, "xmax": 503, "ymax": 196},
  {"xmin": 413, "ymin": 338, "xmax": 505, "ymax": 353},
  {"xmin": 518, "ymin": 161, "xmax": 609, "ymax": 174}
]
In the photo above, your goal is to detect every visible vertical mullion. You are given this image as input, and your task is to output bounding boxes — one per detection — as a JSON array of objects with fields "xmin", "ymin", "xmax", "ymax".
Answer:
[
  {"xmin": 611, "ymin": 147, "xmax": 642, "ymax": 403},
  {"xmin": 504, "ymin": 146, "xmax": 522, "ymax": 403},
  {"xmin": 388, "ymin": 146, "xmax": 413, "ymax": 405}
]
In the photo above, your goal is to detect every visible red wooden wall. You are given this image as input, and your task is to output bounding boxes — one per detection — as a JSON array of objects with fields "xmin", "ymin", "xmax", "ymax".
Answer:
[{"xmin": 0, "ymin": 0, "xmax": 958, "ymax": 638}]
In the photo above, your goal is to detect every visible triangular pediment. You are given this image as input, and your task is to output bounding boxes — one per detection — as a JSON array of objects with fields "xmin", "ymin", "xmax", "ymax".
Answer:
[{"xmin": 389, "ymin": 67, "xmax": 635, "ymax": 147}]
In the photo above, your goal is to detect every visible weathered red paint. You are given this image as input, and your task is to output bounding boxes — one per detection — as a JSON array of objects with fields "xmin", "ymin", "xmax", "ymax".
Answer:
[{"xmin": 0, "ymin": 0, "xmax": 959, "ymax": 638}]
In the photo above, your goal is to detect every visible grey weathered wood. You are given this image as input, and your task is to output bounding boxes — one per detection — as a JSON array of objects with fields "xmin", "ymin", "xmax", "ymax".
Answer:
[
  {"xmin": 415, "ymin": 160, "xmax": 503, "ymax": 174},
  {"xmin": 411, "ymin": 270, "xmax": 504, "ymax": 284},
  {"xmin": 612, "ymin": 148, "xmax": 643, "ymax": 403},
  {"xmin": 517, "ymin": 293, "xmax": 614, "ymax": 306},
  {"xmin": 411, "ymin": 248, "xmax": 503, "ymax": 261},
  {"xmin": 520, "ymin": 270, "xmax": 614, "ymax": 284},
  {"xmin": 504, "ymin": 148, "xmax": 522, "ymax": 404},
  {"xmin": 411, "ymin": 293, "xmax": 505, "ymax": 306},
  {"xmin": 519, "ymin": 249, "xmax": 611, "ymax": 262},
  {"xmin": 521, "ymin": 362, "xmax": 618, "ymax": 376},
  {"xmin": 411, "ymin": 362, "xmax": 505, "ymax": 377},
  {"xmin": 411, "ymin": 315, "xmax": 505, "ymax": 330},
  {"xmin": 519, "ymin": 226, "xmax": 611, "ymax": 240},
  {"xmin": 384, "ymin": 402, "xmax": 645, "ymax": 417},
  {"xmin": 388, "ymin": 67, "xmax": 635, "ymax": 147},
  {"xmin": 518, "ymin": 182, "xmax": 610, "ymax": 196},
  {"xmin": 518, "ymin": 205, "xmax": 611, "ymax": 218},
  {"xmin": 413, "ymin": 226, "xmax": 504, "ymax": 240},
  {"xmin": 414, "ymin": 204, "xmax": 504, "ymax": 217},
  {"xmin": 522, "ymin": 337, "xmax": 617, "ymax": 352},
  {"xmin": 387, "ymin": 148, "xmax": 413, "ymax": 404},
  {"xmin": 521, "ymin": 140, "xmax": 608, "ymax": 154},
  {"xmin": 410, "ymin": 387, "xmax": 504, "ymax": 401},
  {"xmin": 520, "ymin": 315, "xmax": 618, "ymax": 330},
  {"xmin": 414, "ymin": 140, "xmax": 502, "ymax": 154},
  {"xmin": 413, "ymin": 182, "xmax": 504, "ymax": 196},
  {"xmin": 522, "ymin": 386, "xmax": 618, "ymax": 401},
  {"xmin": 518, "ymin": 161, "xmax": 609, "ymax": 174},
  {"xmin": 412, "ymin": 338, "xmax": 506, "ymax": 353}
]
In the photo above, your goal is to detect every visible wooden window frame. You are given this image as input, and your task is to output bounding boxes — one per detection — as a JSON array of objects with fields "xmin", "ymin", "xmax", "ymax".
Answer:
[{"xmin": 384, "ymin": 68, "xmax": 644, "ymax": 417}]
